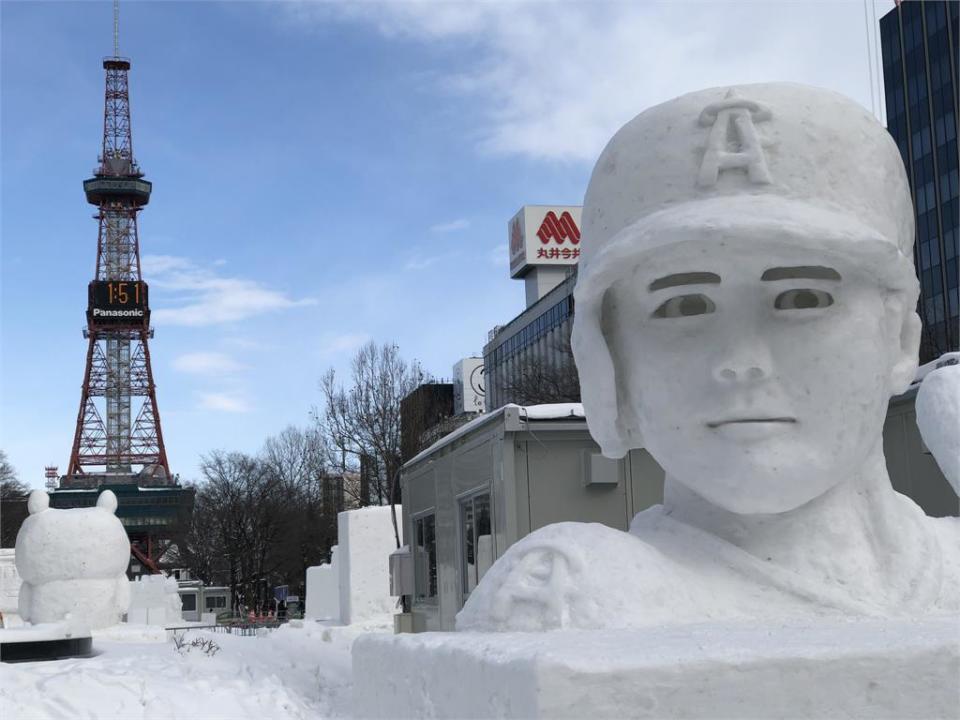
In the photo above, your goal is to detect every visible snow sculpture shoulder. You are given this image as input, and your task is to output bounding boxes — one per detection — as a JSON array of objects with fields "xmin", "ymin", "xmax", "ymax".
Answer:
[
  {"xmin": 16, "ymin": 489, "xmax": 131, "ymax": 629},
  {"xmin": 458, "ymin": 83, "xmax": 960, "ymax": 632},
  {"xmin": 916, "ymin": 360, "xmax": 960, "ymax": 495}
]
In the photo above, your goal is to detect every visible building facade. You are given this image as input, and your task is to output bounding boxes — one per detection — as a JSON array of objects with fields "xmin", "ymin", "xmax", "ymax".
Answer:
[
  {"xmin": 880, "ymin": 0, "xmax": 960, "ymax": 361},
  {"xmin": 482, "ymin": 206, "xmax": 583, "ymax": 411},
  {"xmin": 483, "ymin": 269, "xmax": 578, "ymax": 411}
]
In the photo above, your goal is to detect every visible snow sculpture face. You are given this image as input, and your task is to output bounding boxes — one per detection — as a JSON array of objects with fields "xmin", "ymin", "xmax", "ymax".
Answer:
[
  {"xmin": 602, "ymin": 243, "xmax": 909, "ymax": 512},
  {"xmin": 572, "ymin": 83, "xmax": 921, "ymax": 514},
  {"xmin": 15, "ymin": 489, "xmax": 131, "ymax": 627}
]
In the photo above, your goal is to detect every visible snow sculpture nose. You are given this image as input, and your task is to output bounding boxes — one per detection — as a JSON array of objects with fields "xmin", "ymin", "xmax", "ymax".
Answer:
[{"xmin": 712, "ymin": 340, "xmax": 772, "ymax": 384}]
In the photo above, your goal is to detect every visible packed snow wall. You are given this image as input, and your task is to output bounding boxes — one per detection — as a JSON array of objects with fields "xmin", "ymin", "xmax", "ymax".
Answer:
[{"xmin": 305, "ymin": 506, "xmax": 402, "ymax": 625}]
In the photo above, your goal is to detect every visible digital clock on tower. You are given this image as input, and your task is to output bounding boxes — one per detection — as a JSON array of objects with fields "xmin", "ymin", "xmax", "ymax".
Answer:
[{"xmin": 87, "ymin": 280, "xmax": 150, "ymax": 327}]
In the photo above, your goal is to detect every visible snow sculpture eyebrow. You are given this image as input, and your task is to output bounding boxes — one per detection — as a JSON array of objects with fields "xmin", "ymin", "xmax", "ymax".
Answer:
[
  {"xmin": 648, "ymin": 272, "xmax": 721, "ymax": 292},
  {"xmin": 760, "ymin": 266, "xmax": 842, "ymax": 281}
]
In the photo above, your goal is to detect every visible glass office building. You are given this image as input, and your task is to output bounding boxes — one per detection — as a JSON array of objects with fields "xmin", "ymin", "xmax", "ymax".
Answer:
[{"xmin": 880, "ymin": 1, "xmax": 959, "ymax": 362}]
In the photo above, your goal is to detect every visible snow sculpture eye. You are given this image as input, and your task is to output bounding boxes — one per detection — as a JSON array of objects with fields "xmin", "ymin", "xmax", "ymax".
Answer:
[
  {"xmin": 653, "ymin": 294, "xmax": 716, "ymax": 318},
  {"xmin": 774, "ymin": 288, "xmax": 834, "ymax": 310}
]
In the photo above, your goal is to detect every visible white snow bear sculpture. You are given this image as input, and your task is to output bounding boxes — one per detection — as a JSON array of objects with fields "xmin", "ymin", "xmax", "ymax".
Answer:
[
  {"xmin": 458, "ymin": 83, "xmax": 960, "ymax": 632},
  {"xmin": 16, "ymin": 489, "xmax": 131, "ymax": 628}
]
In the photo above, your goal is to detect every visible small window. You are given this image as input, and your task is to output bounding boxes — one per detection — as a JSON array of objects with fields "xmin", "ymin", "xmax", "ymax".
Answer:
[
  {"xmin": 460, "ymin": 492, "xmax": 492, "ymax": 597},
  {"xmin": 181, "ymin": 593, "xmax": 197, "ymax": 612},
  {"xmin": 414, "ymin": 514, "xmax": 437, "ymax": 602},
  {"xmin": 205, "ymin": 595, "xmax": 226, "ymax": 610}
]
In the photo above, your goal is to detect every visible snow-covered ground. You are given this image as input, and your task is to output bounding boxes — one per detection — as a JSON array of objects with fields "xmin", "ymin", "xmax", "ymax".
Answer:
[{"xmin": 0, "ymin": 620, "xmax": 371, "ymax": 720}]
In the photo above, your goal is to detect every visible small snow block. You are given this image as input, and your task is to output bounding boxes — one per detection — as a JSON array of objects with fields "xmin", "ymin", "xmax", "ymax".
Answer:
[{"xmin": 352, "ymin": 617, "xmax": 959, "ymax": 719}]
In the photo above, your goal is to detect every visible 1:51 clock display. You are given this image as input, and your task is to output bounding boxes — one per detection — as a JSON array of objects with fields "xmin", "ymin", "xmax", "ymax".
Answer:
[{"xmin": 87, "ymin": 280, "xmax": 150, "ymax": 327}]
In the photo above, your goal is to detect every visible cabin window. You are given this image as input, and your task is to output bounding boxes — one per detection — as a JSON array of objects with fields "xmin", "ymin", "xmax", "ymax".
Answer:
[
  {"xmin": 414, "ymin": 513, "xmax": 437, "ymax": 602},
  {"xmin": 460, "ymin": 491, "xmax": 492, "ymax": 597}
]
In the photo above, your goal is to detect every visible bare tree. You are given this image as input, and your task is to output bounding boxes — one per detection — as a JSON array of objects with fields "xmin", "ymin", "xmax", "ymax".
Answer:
[
  {"xmin": 501, "ymin": 335, "xmax": 581, "ymax": 406},
  {"xmin": 0, "ymin": 450, "xmax": 26, "ymax": 498},
  {"xmin": 0, "ymin": 450, "xmax": 29, "ymax": 548},
  {"xmin": 260, "ymin": 426, "xmax": 341, "ymax": 587},
  {"xmin": 176, "ymin": 427, "xmax": 363, "ymax": 609},
  {"xmin": 184, "ymin": 451, "xmax": 294, "ymax": 612},
  {"xmin": 315, "ymin": 341, "xmax": 428, "ymax": 546}
]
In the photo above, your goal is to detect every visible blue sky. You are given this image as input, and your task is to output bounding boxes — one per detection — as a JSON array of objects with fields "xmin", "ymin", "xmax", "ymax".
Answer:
[{"xmin": 1, "ymin": 0, "xmax": 892, "ymax": 487}]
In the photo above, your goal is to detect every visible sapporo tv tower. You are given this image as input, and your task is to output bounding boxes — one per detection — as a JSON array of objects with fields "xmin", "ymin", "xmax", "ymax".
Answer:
[{"xmin": 51, "ymin": 2, "xmax": 193, "ymax": 576}]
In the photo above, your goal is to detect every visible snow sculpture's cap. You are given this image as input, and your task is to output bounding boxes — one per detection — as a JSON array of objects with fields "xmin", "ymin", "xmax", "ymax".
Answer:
[
  {"xmin": 576, "ymin": 83, "xmax": 914, "ymax": 297},
  {"xmin": 573, "ymin": 82, "xmax": 918, "ymax": 457}
]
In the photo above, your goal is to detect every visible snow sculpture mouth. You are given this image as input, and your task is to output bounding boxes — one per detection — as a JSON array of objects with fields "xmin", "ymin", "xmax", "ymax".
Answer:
[{"xmin": 706, "ymin": 417, "xmax": 797, "ymax": 428}]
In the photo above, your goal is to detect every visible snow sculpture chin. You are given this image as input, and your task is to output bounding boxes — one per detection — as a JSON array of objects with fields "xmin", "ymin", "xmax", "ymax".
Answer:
[
  {"xmin": 458, "ymin": 83, "xmax": 960, "ymax": 632},
  {"xmin": 16, "ymin": 490, "xmax": 131, "ymax": 629}
]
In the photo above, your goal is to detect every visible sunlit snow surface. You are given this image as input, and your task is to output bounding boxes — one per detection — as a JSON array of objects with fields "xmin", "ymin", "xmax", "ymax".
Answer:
[{"xmin": 0, "ymin": 621, "xmax": 368, "ymax": 720}]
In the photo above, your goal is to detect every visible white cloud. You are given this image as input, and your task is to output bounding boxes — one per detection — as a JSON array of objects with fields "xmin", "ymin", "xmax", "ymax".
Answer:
[
  {"xmin": 221, "ymin": 336, "xmax": 262, "ymax": 351},
  {"xmin": 404, "ymin": 253, "xmax": 445, "ymax": 271},
  {"xmin": 173, "ymin": 352, "xmax": 245, "ymax": 375},
  {"xmin": 489, "ymin": 243, "xmax": 508, "ymax": 267},
  {"xmin": 285, "ymin": 1, "xmax": 882, "ymax": 162},
  {"xmin": 318, "ymin": 332, "xmax": 371, "ymax": 358},
  {"xmin": 142, "ymin": 254, "xmax": 316, "ymax": 326},
  {"xmin": 198, "ymin": 392, "xmax": 250, "ymax": 414},
  {"xmin": 430, "ymin": 218, "xmax": 470, "ymax": 233}
]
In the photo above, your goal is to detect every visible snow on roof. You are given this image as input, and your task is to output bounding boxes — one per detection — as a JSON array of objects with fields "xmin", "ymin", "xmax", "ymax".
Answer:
[
  {"xmin": 520, "ymin": 403, "xmax": 585, "ymax": 420},
  {"xmin": 911, "ymin": 351, "xmax": 959, "ymax": 387},
  {"xmin": 404, "ymin": 403, "xmax": 587, "ymax": 469}
]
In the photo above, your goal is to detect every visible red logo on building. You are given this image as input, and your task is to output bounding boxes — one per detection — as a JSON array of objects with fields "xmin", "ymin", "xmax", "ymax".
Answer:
[
  {"xmin": 536, "ymin": 211, "xmax": 580, "ymax": 245},
  {"xmin": 509, "ymin": 216, "xmax": 524, "ymax": 258}
]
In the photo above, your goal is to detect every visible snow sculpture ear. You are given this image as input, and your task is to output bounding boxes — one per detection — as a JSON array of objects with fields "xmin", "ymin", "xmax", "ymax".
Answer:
[
  {"xmin": 571, "ymin": 290, "xmax": 634, "ymax": 459},
  {"xmin": 27, "ymin": 490, "xmax": 49, "ymax": 515},
  {"xmin": 97, "ymin": 489, "xmax": 118, "ymax": 514},
  {"xmin": 885, "ymin": 287, "xmax": 922, "ymax": 397}
]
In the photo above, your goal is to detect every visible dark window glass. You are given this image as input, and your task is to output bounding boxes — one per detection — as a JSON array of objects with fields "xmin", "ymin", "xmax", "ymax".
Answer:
[
  {"xmin": 414, "ymin": 514, "xmax": 438, "ymax": 601},
  {"xmin": 461, "ymin": 492, "xmax": 492, "ymax": 597}
]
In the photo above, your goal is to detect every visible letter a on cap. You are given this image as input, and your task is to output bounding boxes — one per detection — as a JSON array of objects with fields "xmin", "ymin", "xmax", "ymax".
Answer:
[{"xmin": 697, "ymin": 89, "xmax": 773, "ymax": 188}]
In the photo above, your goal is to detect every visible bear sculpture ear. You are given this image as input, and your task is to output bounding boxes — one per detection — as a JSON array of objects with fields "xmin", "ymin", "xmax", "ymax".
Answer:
[
  {"xmin": 27, "ymin": 490, "xmax": 49, "ymax": 515},
  {"xmin": 97, "ymin": 489, "xmax": 118, "ymax": 514}
]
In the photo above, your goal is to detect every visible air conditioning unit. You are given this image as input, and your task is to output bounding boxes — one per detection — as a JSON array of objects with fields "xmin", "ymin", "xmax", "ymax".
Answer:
[
  {"xmin": 389, "ymin": 546, "xmax": 413, "ymax": 597},
  {"xmin": 580, "ymin": 451, "xmax": 620, "ymax": 486}
]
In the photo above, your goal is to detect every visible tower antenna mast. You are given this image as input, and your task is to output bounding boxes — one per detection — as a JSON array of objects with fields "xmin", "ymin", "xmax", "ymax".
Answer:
[{"xmin": 113, "ymin": 0, "xmax": 120, "ymax": 57}]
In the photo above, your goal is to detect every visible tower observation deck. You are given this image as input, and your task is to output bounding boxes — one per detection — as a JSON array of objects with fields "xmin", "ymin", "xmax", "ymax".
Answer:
[{"xmin": 54, "ymin": 11, "xmax": 193, "ymax": 576}]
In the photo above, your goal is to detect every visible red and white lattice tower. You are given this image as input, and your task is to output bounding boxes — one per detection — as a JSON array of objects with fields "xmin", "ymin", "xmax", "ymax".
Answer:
[{"xmin": 64, "ymin": 33, "xmax": 170, "ymax": 488}]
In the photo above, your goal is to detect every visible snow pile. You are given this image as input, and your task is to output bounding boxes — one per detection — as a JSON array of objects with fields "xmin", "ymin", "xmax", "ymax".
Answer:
[
  {"xmin": 305, "ymin": 546, "xmax": 340, "ymax": 621},
  {"xmin": 16, "ymin": 490, "xmax": 130, "ymax": 628},
  {"xmin": 305, "ymin": 506, "xmax": 401, "ymax": 626},
  {"xmin": 339, "ymin": 507, "xmax": 402, "ymax": 625},
  {"xmin": 916, "ymin": 361, "xmax": 960, "ymax": 495},
  {"xmin": 127, "ymin": 574, "xmax": 183, "ymax": 626},
  {"xmin": 0, "ymin": 549, "xmax": 21, "ymax": 616},
  {"xmin": 0, "ymin": 620, "xmax": 363, "ymax": 719},
  {"xmin": 353, "ymin": 617, "xmax": 959, "ymax": 719}
]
